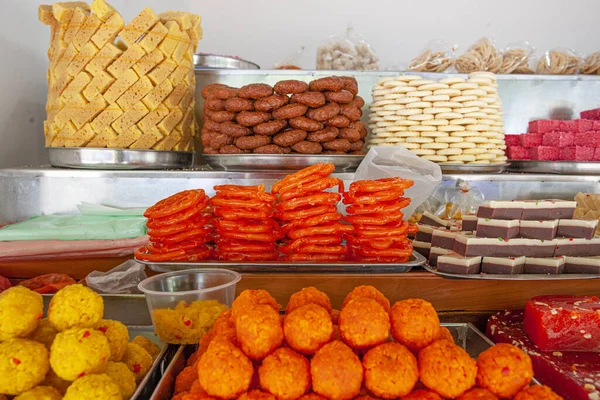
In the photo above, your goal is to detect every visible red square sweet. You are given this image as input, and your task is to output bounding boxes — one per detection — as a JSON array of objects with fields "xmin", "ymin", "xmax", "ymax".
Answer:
[
  {"xmin": 528, "ymin": 120, "xmax": 560, "ymax": 133},
  {"xmin": 560, "ymin": 146, "xmax": 594, "ymax": 161},
  {"xmin": 507, "ymin": 146, "xmax": 531, "ymax": 160},
  {"xmin": 581, "ymin": 108, "xmax": 600, "ymax": 120},
  {"xmin": 594, "ymin": 148, "xmax": 600, "ymax": 161},
  {"xmin": 560, "ymin": 119, "xmax": 594, "ymax": 133},
  {"xmin": 593, "ymin": 121, "xmax": 600, "ymax": 130},
  {"xmin": 574, "ymin": 131, "xmax": 600, "ymax": 147},
  {"xmin": 520, "ymin": 134, "xmax": 543, "ymax": 147},
  {"xmin": 531, "ymin": 146, "xmax": 559, "ymax": 160},
  {"xmin": 504, "ymin": 135, "xmax": 521, "ymax": 146},
  {"xmin": 542, "ymin": 131, "xmax": 574, "ymax": 147}
]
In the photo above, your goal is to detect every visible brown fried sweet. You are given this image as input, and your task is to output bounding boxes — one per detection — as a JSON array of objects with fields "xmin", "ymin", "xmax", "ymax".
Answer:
[
  {"xmin": 209, "ymin": 110, "xmax": 237, "ymax": 123},
  {"xmin": 401, "ymin": 390, "xmax": 443, "ymax": 400},
  {"xmin": 349, "ymin": 140, "xmax": 365, "ymax": 152},
  {"xmin": 307, "ymin": 103, "xmax": 341, "ymax": 122},
  {"xmin": 220, "ymin": 121, "xmax": 252, "ymax": 138},
  {"xmin": 323, "ymin": 139, "xmax": 351, "ymax": 152},
  {"xmin": 323, "ymin": 150, "xmax": 345, "ymax": 155},
  {"xmin": 238, "ymin": 83, "xmax": 274, "ymax": 99},
  {"xmin": 253, "ymin": 120, "xmax": 288, "ymax": 136},
  {"xmin": 202, "ymin": 83, "xmax": 227, "ymax": 99},
  {"xmin": 175, "ymin": 366, "xmax": 198, "ymax": 394},
  {"xmin": 390, "ymin": 299, "xmax": 440, "ymax": 352},
  {"xmin": 476, "ymin": 344, "xmax": 533, "ymax": 398},
  {"xmin": 232, "ymin": 290, "xmax": 280, "ymax": 321},
  {"xmin": 210, "ymin": 133, "xmax": 234, "ymax": 149},
  {"xmin": 235, "ymin": 305, "xmax": 283, "ymax": 360},
  {"xmin": 337, "ymin": 128, "xmax": 360, "ymax": 142},
  {"xmin": 340, "ymin": 76, "xmax": 359, "ymax": 95},
  {"xmin": 259, "ymin": 348, "xmax": 310, "ymax": 400},
  {"xmin": 339, "ymin": 297, "xmax": 390, "ymax": 349},
  {"xmin": 254, "ymin": 95, "xmax": 289, "ymax": 112},
  {"xmin": 273, "ymin": 104, "xmax": 308, "ymax": 120},
  {"xmin": 206, "ymin": 98, "xmax": 226, "ymax": 111},
  {"xmin": 363, "ymin": 342, "xmax": 418, "ymax": 398},
  {"xmin": 273, "ymin": 130, "xmax": 307, "ymax": 147},
  {"xmin": 289, "ymin": 117, "xmax": 324, "ymax": 131},
  {"xmin": 220, "ymin": 145, "xmax": 246, "ymax": 154},
  {"xmin": 326, "ymin": 115, "xmax": 351, "ymax": 128},
  {"xmin": 292, "ymin": 141, "xmax": 322, "ymax": 154},
  {"xmin": 284, "ymin": 304, "xmax": 333, "ymax": 355},
  {"xmin": 211, "ymin": 309, "xmax": 238, "ymax": 346},
  {"xmin": 307, "ymin": 127, "xmax": 339, "ymax": 143},
  {"xmin": 238, "ymin": 390, "xmax": 277, "ymax": 400},
  {"xmin": 458, "ymin": 388, "xmax": 499, "ymax": 400},
  {"xmin": 311, "ymin": 340, "xmax": 363, "ymax": 400},
  {"xmin": 309, "ymin": 76, "xmax": 344, "ymax": 92},
  {"xmin": 202, "ymin": 129, "xmax": 219, "ymax": 147},
  {"xmin": 299, "ymin": 394, "xmax": 327, "ymax": 400},
  {"xmin": 286, "ymin": 287, "xmax": 333, "ymax": 314},
  {"xmin": 203, "ymin": 147, "xmax": 218, "ymax": 154},
  {"xmin": 349, "ymin": 121, "xmax": 367, "ymax": 138},
  {"xmin": 225, "ymin": 98, "xmax": 254, "ymax": 112},
  {"xmin": 291, "ymin": 92, "xmax": 327, "ymax": 108},
  {"xmin": 204, "ymin": 120, "xmax": 222, "ymax": 132},
  {"xmin": 274, "ymin": 80, "xmax": 309, "ymax": 95},
  {"xmin": 324, "ymin": 91, "xmax": 354, "ymax": 104},
  {"xmin": 351, "ymin": 96, "xmax": 365, "ymax": 109},
  {"xmin": 203, "ymin": 84, "xmax": 237, "ymax": 100},
  {"xmin": 236, "ymin": 111, "xmax": 271, "ymax": 127},
  {"xmin": 437, "ymin": 326, "xmax": 454, "ymax": 343},
  {"xmin": 339, "ymin": 105, "xmax": 362, "ymax": 121},
  {"xmin": 236, "ymin": 136, "xmax": 271, "ymax": 150},
  {"xmin": 254, "ymin": 144, "xmax": 287, "ymax": 154}
]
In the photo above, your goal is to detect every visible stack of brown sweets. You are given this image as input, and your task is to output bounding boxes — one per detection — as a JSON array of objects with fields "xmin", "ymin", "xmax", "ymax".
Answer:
[{"xmin": 201, "ymin": 76, "xmax": 367, "ymax": 155}]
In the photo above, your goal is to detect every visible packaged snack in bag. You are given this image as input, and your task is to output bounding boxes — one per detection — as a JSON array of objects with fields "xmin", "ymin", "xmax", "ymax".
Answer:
[
  {"xmin": 536, "ymin": 48, "xmax": 581, "ymax": 75},
  {"xmin": 274, "ymin": 46, "xmax": 305, "ymax": 70},
  {"xmin": 499, "ymin": 41, "xmax": 535, "ymax": 74},
  {"xmin": 454, "ymin": 37, "xmax": 502, "ymax": 73},
  {"xmin": 408, "ymin": 39, "xmax": 456, "ymax": 73},
  {"xmin": 316, "ymin": 25, "xmax": 379, "ymax": 70},
  {"xmin": 582, "ymin": 52, "xmax": 600, "ymax": 75},
  {"xmin": 443, "ymin": 180, "xmax": 485, "ymax": 220}
]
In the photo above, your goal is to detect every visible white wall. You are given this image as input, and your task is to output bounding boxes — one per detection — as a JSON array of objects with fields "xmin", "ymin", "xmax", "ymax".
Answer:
[{"xmin": 1, "ymin": 0, "xmax": 599, "ymax": 167}]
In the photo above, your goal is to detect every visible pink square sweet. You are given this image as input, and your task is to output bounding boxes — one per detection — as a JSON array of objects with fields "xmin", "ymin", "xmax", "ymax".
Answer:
[
  {"xmin": 560, "ymin": 146, "xmax": 594, "ymax": 161},
  {"xmin": 594, "ymin": 148, "xmax": 600, "ymax": 161},
  {"xmin": 593, "ymin": 121, "xmax": 600, "ymax": 130},
  {"xmin": 520, "ymin": 134, "xmax": 543, "ymax": 147},
  {"xmin": 560, "ymin": 119, "xmax": 594, "ymax": 133},
  {"xmin": 528, "ymin": 120, "xmax": 560, "ymax": 133},
  {"xmin": 531, "ymin": 146, "xmax": 559, "ymax": 161},
  {"xmin": 542, "ymin": 132, "xmax": 574, "ymax": 147},
  {"xmin": 507, "ymin": 146, "xmax": 531, "ymax": 160},
  {"xmin": 505, "ymin": 135, "xmax": 522, "ymax": 146},
  {"xmin": 581, "ymin": 108, "xmax": 600, "ymax": 120},
  {"xmin": 574, "ymin": 131, "xmax": 600, "ymax": 147}
]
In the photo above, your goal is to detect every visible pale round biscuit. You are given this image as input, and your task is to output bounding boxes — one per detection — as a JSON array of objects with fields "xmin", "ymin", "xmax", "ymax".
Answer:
[
  {"xmin": 454, "ymin": 107, "xmax": 481, "ymax": 114},
  {"xmin": 466, "ymin": 124, "xmax": 492, "ymax": 131},
  {"xmin": 439, "ymin": 125, "xmax": 466, "ymax": 132},
  {"xmin": 376, "ymin": 121, "xmax": 396, "ymax": 127},
  {"xmin": 482, "ymin": 87, "xmax": 498, "ymax": 94},
  {"xmin": 437, "ymin": 148, "xmax": 463, "ymax": 156},
  {"xmin": 378, "ymin": 143, "xmax": 397, "ymax": 146},
  {"xmin": 406, "ymin": 102, "xmax": 433, "ymax": 109},
  {"xmin": 450, "ymin": 141, "xmax": 477, "ymax": 149},
  {"xmin": 491, "ymin": 82, "xmax": 500, "ymax": 88},
  {"xmin": 369, "ymin": 118, "xmax": 384, "ymax": 124},
  {"xmin": 418, "ymin": 83, "xmax": 450, "ymax": 91},
  {"xmin": 476, "ymin": 153, "xmax": 496, "ymax": 160},
  {"xmin": 370, "ymin": 126, "xmax": 384, "ymax": 133},
  {"xmin": 441, "ymin": 161, "xmax": 464, "ymax": 164},
  {"xmin": 425, "ymin": 107, "xmax": 452, "ymax": 114},
  {"xmin": 383, "ymin": 104, "xmax": 405, "ymax": 111},
  {"xmin": 433, "ymin": 89, "xmax": 462, "ymax": 97},
  {"xmin": 489, "ymin": 127, "xmax": 505, "ymax": 133},
  {"xmin": 406, "ymin": 137, "xmax": 434, "ymax": 143},
  {"xmin": 384, "ymin": 137, "xmax": 406, "ymax": 143},
  {"xmin": 491, "ymin": 121, "xmax": 504, "ymax": 126},
  {"xmin": 467, "ymin": 77, "xmax": 493, "ymax": 85},
  {"xmin": 485, "ymin": 115, "xmax": 503, "ymax": 121},
  {"xmin": 422, "ymin": 142, "xmax": 450, "ymax": 150},
  {"xmin": 450, "ymin": 118, "xmax": 478, "ymax": 125},
  {"xmin": 439, "ymin": 77, "xmax": 466, "ymax": 85},
  {"xmin": 479, "ymin": 143, "xmax": 497, "ymax": 149},
  {"xmin": 469, "ymin": 71, "xmax": 497, "ymax": 80},
  {"xmin": 407, "ymin": 90, "xmax": 433, "ymax": 97},
  {"xmin": 411, "ymin": 149, "xmax": 436, "ymax": 156},
  {"xmin": 450, "ymin": 83, "xmax": 479, "ymax": 90},
  {"xmin": 383, "ymin": 115, "xmax": 406, "ymax": 122},
  {"xmin": 390, "ymin": 86, "xmax": 414, "ymax": 94},
  {"xmin": 371, "ymin": 131, "xmax": 394, "ymax": 137},
  {"xmin": 372, "ymin": 90, "xmax": 389, "ymax": 97},
  {"xmin": 462, "ymin": 100, "xmax": 488, "ymax": 108},
  {"xmin": 480, "ymin": 97, "xmax": 498, "ymax": 104},
  {"xmin": 498, "ymin": 145, "xmax": 507, "ymax": 150},
  {"xmin": 394, "ymin": 75, "xmax": 424, "ymax": 82},
  {"xmin": 488, "ymin": 104, "xmax": 503, "ymax": 110},
  {"xmin": 396, "ymin": 97, "xmax": 422, "ymax": 105},
  {"xmin": 488, "ymin": 149, "xmax": 506, "ymax": 155},
  {"xmin": 435, "ymin": 136, "xmax": 464, "ymax": 143},
  {"xmin": 401, "ymin": 142, "xmax": 421, "ymax": 149},
  {"xmin": 463, "ymin": 148, "xmax": 487, "ymax": 155},
  {"xmin": 477, "ymin": 119, "xmax": 496, "ymax": 125},
  {"xmin": 436, "ymin": 112, "xmax": 463, "ymax": 120},
  {"xmin": 481, "ymin": 108, "xmax": 500, "ymax": 115},
  {"xmin": 408, "ymin": 79, "xmax": 436, "ymax": 87},
  {"xmin": 463, "ymin": 112, "xmax": 488, "ymax": 118},
  {"xmin": 373, "ymin": 100, "xmax": 396, "ymax": 106},
  {"xmin": 393, "ymin": 131, "xmax": 420, "ymax": 137},
  {"xmin": 479, "ymin": 131, "xmax": 498, "ymax": 138},
  {"xmin": 397, "ymin": 109, "xmax": 423, "ymax": 116},
  {"xmin": 383, "ymin": 93, "xmax": 405, "ymax": 100},
  {"xmin": 492, "ymin": 156, "xmax": 508, "ymax": 163},
  {"xmin": 421, "ymin": 119, "xmax": 450, "ymax": 126},
  {"xmin": 372, "ymin": 96, "xmax": 386, "ymax": 102},
  {"xmin": 408, "ymin": 125, "xmax": 437, "ymax": 132},
  {"xmin": 488, "ymin": 138, "xmax": 504, "ymax": 144},
  {"xmin": 422, "ymin": 155, "xmax": 449, "ymax": 162},
  {"xmin": 377, "ymin": 77, "xmax": 397, "ymax": 85},
  {"xmin": 375, "ymin": 110, "xmax": 397, "ymax": 116},
  {"xmin": 421, "ymin": 131, "xmax": 449, "ymax": 138},
  {"xmin": 449, "ymin": 154, "xmax": 477, "ymax": 162},
  {"xmin": 369, "ymin": 106, "xmax": 384, "ymax": 112},
  {"xmin": 383, "ymin": 80, "xmax": 410, "ymax": 88},
  {"xmin": 465, "ymin": 136, "xmax": 490, "ymax": 143},
  {"xmin": 449, "ymin": 131, "xmax": 477, "ymax": 137},
  {"xmin": 368, "ymin": 138, "xmax": 387, "ymax": 144},
  {"xmin": 434, "ymin": 101, "xmax": 463, "ymax": 108},
  {"xmin": 423, "ymin": 95, "xmax": 451, "ymax": 102},
  {"xmin": 468, "ymin": 160, "xmax": 491, "ymax": 164},
  {"xmin": 461, "ymin": 89, "xmax": 487, "ymax": 97},
  {"xmin": 451, "ymin": 95, "xmax": 478, "ymax": 102},
  {"xmin": 408, "ymin": 113, "xmax": 434, "ymax": 121},
  {"xmin": 392, "ymin": 120, "xmax": 420, "ymax": 126}
]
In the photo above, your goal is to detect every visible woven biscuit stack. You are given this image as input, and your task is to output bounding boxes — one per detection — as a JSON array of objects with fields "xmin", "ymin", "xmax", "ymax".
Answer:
[
  {"xmin": 367, "ymin": 72, "xmax": 507, "ymax": 164},
  {"xmin": 39, "ymin": 0, "xmax": 201, "ymax": 151}
]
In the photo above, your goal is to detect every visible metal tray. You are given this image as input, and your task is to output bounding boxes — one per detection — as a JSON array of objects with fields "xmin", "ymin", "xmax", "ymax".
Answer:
[
  {"xmin": 508, "ymin": 160, "xmax": 600, "ymax": 175},
  {"xmin": 440, "ymin": 163, "xmax": 509, "ymax": 174},
  {"xmin": 147, "ymin": 323, "xmax": 492, "ymax": 400},
  {"xmin": 423, "ymin": 263, "xmax": 600, "ymax": 281},
  {"xmin": 48, "ymin": 147, "xmax": 194, "ymax": 170},
  {"xmin": 137, "ymin": 252, "xmax": 426, "ymax": 274},
  {"xmin": 194, "ymin": 53, "xmax": 260, "ymax": 70},
  {"xmin": 202, "ymin": 154, "xmax": 364, "ymax": 172}
]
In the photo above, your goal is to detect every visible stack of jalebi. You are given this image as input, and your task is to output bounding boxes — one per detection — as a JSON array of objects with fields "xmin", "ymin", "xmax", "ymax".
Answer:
[
  {"xmin": 136, "ymin": 190, "xmax": 213, "ymax": 262},
  {"xmin": 343, "ymin": 178, "xmax": 416, "ymax": 262},
  {"xmin": 274, "ymin": 163, "xmax": 352, "ymax": 262},
  {"xmin": 211, "ymin": 185, "xmax": 281, "ymax": 261}
]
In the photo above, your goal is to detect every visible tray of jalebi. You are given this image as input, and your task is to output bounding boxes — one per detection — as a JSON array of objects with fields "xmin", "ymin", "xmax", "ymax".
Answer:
[{"xmin": 135, "ymin": 163, "xmax": 421, "ymax": 271}]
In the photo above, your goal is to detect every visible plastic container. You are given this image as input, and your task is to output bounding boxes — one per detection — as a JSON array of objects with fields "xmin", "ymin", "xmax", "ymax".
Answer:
[{"xmin": 138, "ymin": 269, "xmax": 241, "ymax": 344}]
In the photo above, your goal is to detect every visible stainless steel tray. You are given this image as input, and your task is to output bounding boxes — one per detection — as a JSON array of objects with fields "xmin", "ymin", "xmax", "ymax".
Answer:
[
  {"xmin": 48, "ymin": 147, "xmax": 194, "ymax": 170},
  {"xmin": 129, "ymin": 326, "xmax": 173, "ymax": 400},
  {"xmin": 440, "ymin": 163, "xmax": 509, "ymax": 174},
  {"xmin": 508, "ymin": 160, "xmax": 600, "ymax": 175},
  {"xmin": 202, "ymin": 154, "xmax": 364, "ymax": 172},
  {"xmin": 137, "ymin": 252, "xmax": 426, "ymax": 274},
  {"xmin": 423, "ymin": 263, "xmax": 600, "ymax": 281},
  {"xmin": 194, "ymin": 53, "xmax": 260, "ymax": 70},
  {"xmin": 148, "ymin": 323, "xmax": 492, "ymax": 400}
]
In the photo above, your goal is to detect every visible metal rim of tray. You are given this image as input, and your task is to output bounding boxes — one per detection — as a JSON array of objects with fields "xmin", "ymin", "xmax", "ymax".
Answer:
[
  {"xmin": 508, "ymin": 160, "xmax": 600, "ymax": 175},
  {"xmin": 194, "ymin": 53, "xmax": 260, "ymax": 70},
  {"xmin": 136, "ymin": 251, "xmax": 425, "ymax": 274},
  {"xmin": 440, "ymin": 163, "xmax": 509, "ymax": 174},
  {"xmin": 47, "ymin": 147, "xmax": 194, "ymax": 170},
  {"xmin": 201, "ymin": 154, "xmax": 364, "ymax": 172},
  {"xmin": 423, "ymin": 263, "xmax": 600, "ymax": 281}
]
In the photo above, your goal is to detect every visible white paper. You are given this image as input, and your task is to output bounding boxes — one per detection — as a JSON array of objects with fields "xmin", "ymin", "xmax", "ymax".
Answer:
[{"xmin": 353, "ymin": 146, "xmax": 442, "ymax": 218}]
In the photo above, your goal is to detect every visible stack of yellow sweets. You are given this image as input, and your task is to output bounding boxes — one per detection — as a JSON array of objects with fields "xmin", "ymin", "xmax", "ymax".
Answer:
[{"xmin": 39, "ymin": 0, "xmax": 201, "ymax": 151}]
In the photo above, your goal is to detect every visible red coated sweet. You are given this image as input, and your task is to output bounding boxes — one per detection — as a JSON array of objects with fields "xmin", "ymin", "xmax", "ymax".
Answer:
[
  {"xmin": 581, "ymin": 108, "xmax": 600, "ymax": 120},
  {"xmin": 530, "ymin": 146, "xmax": 559, "ymax": 161},
  {"xmin": 519, "ymin": 134, "xmax": 543, "ymax": 148},
  {"xmin": 594, "ymin": 148, "xmax": 600, "ymax": 161},
  {"xmin": 524, "ymin": 295, "xmax": 600, "ymax": 352},
  {"xmin": 506, "ymin": 146, "xmax": 531, "ymax": 160},
  {"xmin": 574, "ymin": 131, "xmax": 600, "ymax": 147},
  {"xmin": 559, "ymin": 146, "xmax": 594, "ymax": 161},
  {"xmin": 559, "ymin": 119, "xmax": 593, "ymax": 133},
  {"xmin": 504, "ymin": 135, "xmax": 521, "ymax": 147},
  {"xmin": 542, "ymin": 132, "xmax": 574, "ymax": 147},
  {"xmin": 487, "ymin": 309, "xmax": 600, "ymax": 400},
  {"xmin": 527, "ymin": 120, "xmax": 560, "ymax": 134}
]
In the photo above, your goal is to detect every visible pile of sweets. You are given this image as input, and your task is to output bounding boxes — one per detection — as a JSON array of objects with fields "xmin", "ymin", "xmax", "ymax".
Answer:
[
  {"xmin": 414, "ymin": 200, "xmax": 600, "ymax": 275},
  {"xmin": 506, "ymin": 107, "xmax": 600, "ymax": 161},
  {"xmin": 488, "ymin": 295, "xmax": 600, "ymax": 400},
  {"xmin": 39, "ymin": 0, "xmax": 200, "ymax": 150},
  {"xmin": 367, "ymin": 71, "xmax": 507, "ymax": 164}
]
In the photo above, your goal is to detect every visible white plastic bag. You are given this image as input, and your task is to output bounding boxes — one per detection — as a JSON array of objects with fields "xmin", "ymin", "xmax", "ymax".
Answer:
[
  {"xmin": 408, "ymin": 39, "xmax": 456, "ymax": 73},
  {"xmin": 86, "ymin": 260, "xmax": 147, "ymax": 294},
  {"xmin": 316, "ymin": 25, "xmax": 379, "ymax": 71},
  {"xmin": 353, "ymin": 146, "xmax": 442, "ymax": 219},
  {"xmin": 444, "ymin": 180, "xmax": 485, "ymax": 219}
]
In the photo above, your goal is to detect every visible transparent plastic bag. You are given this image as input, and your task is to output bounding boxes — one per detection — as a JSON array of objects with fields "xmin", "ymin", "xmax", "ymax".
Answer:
[
  {"xmin": 86, "ymin": 260, "xmax": 147, "ymax": 294},
  {"xmin": 316, "ymin": 25, "xmax": 379, "ymax": 71},
  {"xmin": 536, "ymin": 48, "xmax": 581, "ymax": 75},
  {"xmin": 499, "ymin": 41, "xmax": 535, "ymax": 74},
  {"xmin": 408, "ymin": 40, "xmax": 456, "ymax": 73},
  {"xmin": 443, "ymin": 180, "xmax": 485, "ymax": 220},
  {"xmin": 455, "ymin": 37, "xmax": 502, "ymax": 73},
  {"xmin": 411, "ymin": 185, "xmax": 447, "ymax": 223},
  {"xmin": 274, "ymin": 46, "xmax": 304, "ymax": 70},
  {"xmin": 582, "ymin": 52, "xmax": 600, "ymax": 75}
]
